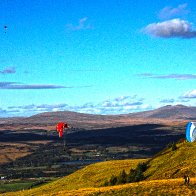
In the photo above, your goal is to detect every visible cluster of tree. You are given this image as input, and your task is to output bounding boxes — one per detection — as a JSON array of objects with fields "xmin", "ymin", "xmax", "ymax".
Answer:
[
  {"xmin": 103, "ymin": 162, "xmax": 148, "ymax": 186},
  {"xmin": 167, "ymin": 142, "xmax": 177, "ymax": 151}
]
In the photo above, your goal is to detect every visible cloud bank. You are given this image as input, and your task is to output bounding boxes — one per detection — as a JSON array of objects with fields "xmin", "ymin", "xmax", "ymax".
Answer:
[
  {"xmin": 0, "ymin": 82, "xmax": 67, "ymax": 89},
  {"xmin": 160, "ymin": 99, "xmax": 175, "ymax": 104},
  {"xmin": 0, "ymin": 82, "xmax": 92, "ymax": 90},
  {"xmin": 137, "ymin": 73, "xmax": 196, "ymax": 80},
  {"xmin": 3, "ymin": 95, "xmax": 152, "ymax": 116},
  {"xmin": 144, "ymin": 18, "xmax": 196, "ymax": 39}
]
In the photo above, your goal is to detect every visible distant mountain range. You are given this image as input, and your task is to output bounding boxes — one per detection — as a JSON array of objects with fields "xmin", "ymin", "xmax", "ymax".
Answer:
[
  {"xmin": 126, "ymin": 105, "xmax": 196, "ymax": 120},
  {"xmin": 0, "ymin": 105, "xmax": 195, "ymax": 130}
]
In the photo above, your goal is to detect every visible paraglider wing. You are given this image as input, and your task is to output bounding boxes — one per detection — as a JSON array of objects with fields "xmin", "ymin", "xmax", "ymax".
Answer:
[
  {"xmin": 56, "ymin": 122, "xmax": 68, "ymax": 138},
  {"xmin": 186, "ymin": 122, "xmax": 196, "ymax": 142}
]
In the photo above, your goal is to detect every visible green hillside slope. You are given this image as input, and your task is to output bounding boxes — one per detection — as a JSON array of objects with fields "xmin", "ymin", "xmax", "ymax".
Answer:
[
  {"xmin": 6, "ymin": 159, "xmax": 144, "ymax": 196},
  {"xmin": 51, "ymin": 178, "xmax": 196, "ymax": 196},
  {"xmin": 145, "ymin": 141, "xmax": 196, "ymax": 180}
]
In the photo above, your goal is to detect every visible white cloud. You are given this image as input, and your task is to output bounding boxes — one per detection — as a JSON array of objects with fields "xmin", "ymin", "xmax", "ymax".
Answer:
[
  {"xmin": 137, "ymin": 73, "xmax": 196, "ymax": 80},
  {"xmin": 0, "ymin": 82, "xmax": 92, "ymax": 90},
  {"xmin": 160, "ymin": 99, "xmax": 175, "ymax": 103},
  {"xmin": 0, "ymin": 67, "xmax": 16, "ymax": 74},
  {"xmin": 182, "ymin": 90, "xmax": 196, "ymax": 98},
  {"xmin": 143, "ymin": 18, "xmax": 196, "ymax": 38},
  {"xmin": 0, "ymin": 108, "xmax": 7, "ymax": 114},
  {"xmin": 66, "ymin": 17, "xmax": 92, "ymax": 31},
  {"xmin": 159, "ymin": 4, "xmax": 189, "ymax": 19},
  {"xmin": 0, "ymin": 82, "xmax": 67, "ymax": 89},
  {"xmin": 4, "ymin": 95, "xmax": 152, "ymax": 117}
]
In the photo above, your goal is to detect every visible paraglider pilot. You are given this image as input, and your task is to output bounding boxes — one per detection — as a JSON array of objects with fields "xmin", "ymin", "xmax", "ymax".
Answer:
[
  {"xmin": 56, "ymin": 122, "xmax": 69, "ymax": 138},
  {"xmin": 184, "ymin": 174, "xmax": 190, "ymax": 185},
  {"xmin": 4, "ymin": 26, "xmax": 7, "ymax": 33},
  {"xmin": 56, "ymin": 122, "xmax": 72, "ymax": 151}
]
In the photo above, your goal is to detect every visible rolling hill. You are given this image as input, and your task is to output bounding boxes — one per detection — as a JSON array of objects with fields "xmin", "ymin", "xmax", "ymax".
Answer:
[
  {"xmin": 0, "ymin": 105, "xmax": 195, "ymax": 130},
  {"xmin": 6, "ymin": 140, "xmax": 196, "ymax": 195},
  {"xmin": 126, "ymin": 105, "xmax": 196, "ymax": 120}
]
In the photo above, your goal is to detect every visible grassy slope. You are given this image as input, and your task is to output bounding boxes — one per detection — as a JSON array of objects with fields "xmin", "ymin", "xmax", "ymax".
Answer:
[
  {"xmin": 145, "ymin": 141, "xmax": 196, "ymax": 180},
  {"xmin": 48, "ymin": 178, "xmax": 196, "ymax": 196},
  {"xmin": 5, "ymin": 159, "xmax": 144, "ymax": 196},
  {"xmin": 4, "ymin": 141, "xmax": 196, "ymax": 195},
  {"xmin": 7, "ymin": 179, "xmax": 196, "ymax": 195}
]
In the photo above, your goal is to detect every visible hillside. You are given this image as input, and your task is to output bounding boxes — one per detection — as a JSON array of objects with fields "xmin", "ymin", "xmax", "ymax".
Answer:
[
  {"xmin": 0, "ymin": 111, "xmax": 128, "ymax": 130},
  {"xmin": 5, "ymin": 178, "xmax": 196, "ymax": 195},
  {"xmin": 6, "ymin": 141, "xmax": 196, "ymax": 195},
  {"xmin": 145, "ymin": 141, "xmax": 196, "ymax": 180},
  {"xmin": 16, "ymin": 105, "xmax": 196, "ymax": 123},
  {"xmin": 5, "ymin": 159, "xmax": 144, "ymax": 196}
]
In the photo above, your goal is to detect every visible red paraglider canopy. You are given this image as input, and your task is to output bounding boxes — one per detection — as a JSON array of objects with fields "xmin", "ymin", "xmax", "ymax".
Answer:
[{"xmin": 56, "ymin": 122, "xmax": 68, "ymax": 138}]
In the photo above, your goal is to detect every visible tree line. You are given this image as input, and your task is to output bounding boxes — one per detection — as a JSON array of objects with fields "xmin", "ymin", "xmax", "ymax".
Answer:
[{"xmin": 103, "ymin": 162, "xmax": 148, "ymax": 186}]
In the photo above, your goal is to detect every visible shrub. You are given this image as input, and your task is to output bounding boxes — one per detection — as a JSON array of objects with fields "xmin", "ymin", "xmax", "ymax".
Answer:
[
  {"xmin": 167, "ymin": 142, "xmax": 177, "ymax": 151},
  {"xmin": 116, "ymin": 169, "xmax": 127, "ymax": 184},
  {"xmin": 172, "ymin": 142, "xmax": 177, "ymax": 151},
  {"xmin": 127, "ymin": 162, "xmax": 147, "ymax": 183},
  {"xmin": 109, "ymin": 175, "xmax": 118, "ymax": 186},
  {"xmin": 102, "ymin": 180, "xmax": 109, "ymax": 187},
  {"xmin": 137, "ymin": 162, "xmax": 148, "ymax": 172}
]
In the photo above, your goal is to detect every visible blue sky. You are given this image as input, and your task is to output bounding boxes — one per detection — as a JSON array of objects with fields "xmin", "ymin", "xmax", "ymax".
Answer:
[{"xmin": 0, "ymin": 0, "xmax": 196, "ymax": 117}]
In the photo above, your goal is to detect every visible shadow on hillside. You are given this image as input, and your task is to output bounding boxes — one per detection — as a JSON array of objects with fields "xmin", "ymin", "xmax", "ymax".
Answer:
[
  {"xmin": 0, "ymin": 124, "xmax": 185, "ymax": 162},
  {"xmin": 0, "ymin": 124, "xmax": 185, "ymax": 151},
  {"xmin": 67, "ymin": 124, "xmax": 184, "ymax": 148},
  {"xmin": 0, "ymin": 130, "xmax": 56, "ymax": 142}
]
